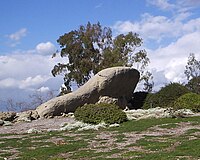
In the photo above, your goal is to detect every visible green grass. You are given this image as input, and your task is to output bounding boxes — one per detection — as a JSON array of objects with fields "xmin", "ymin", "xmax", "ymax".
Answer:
[
  {"xmin": 136, "ymin": 138, "xmax": 172, "ymax": 151},
  {"xmin": 185, "ymin": 128, "xmax": 200, "ymax": 135},
  {"xmin": 116, "ymin": 116, "xmax": 200, "ymax": 133},
  {"xmin": 21, "ymin": 141, "xmax": 87, "ymax": 160},
  {"xmin": 114, "ymin": 133, "xmax": 126, "ymax": 143},
  {"xmin": 0, "ymin": 116, "xmax": 200, "ymax": 159},
  {"xmin": 159, "ymin": 123, "xmax": 178, "ymax": 129}
]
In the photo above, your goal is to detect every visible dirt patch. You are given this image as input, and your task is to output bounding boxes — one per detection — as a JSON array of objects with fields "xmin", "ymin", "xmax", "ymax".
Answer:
[
  {"xmin": 0, "ymin": 117, "xmax": 76, "ymax": 134},
  {"xmin": 87, "ymin": 121, "xmax": 200, "ymax": 156},
  {"xmin": 148, "ymin": 122, "xmax": 200, "ymax": 136}
]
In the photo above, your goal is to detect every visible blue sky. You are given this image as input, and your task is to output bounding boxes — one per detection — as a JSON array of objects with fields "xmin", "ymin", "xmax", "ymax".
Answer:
[
  {"xmin": 0, "ymin": 0, "xmax": 147, "ymax": 53},
  {"xmin": 0, "ymin": 0, "xmax": 200, "ymax": 111}
]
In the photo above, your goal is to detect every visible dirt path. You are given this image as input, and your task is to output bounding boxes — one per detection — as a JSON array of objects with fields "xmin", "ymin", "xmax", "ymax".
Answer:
[{"xmin": 0, "ymin": 117, "xmax": 76, "ymax": 134}]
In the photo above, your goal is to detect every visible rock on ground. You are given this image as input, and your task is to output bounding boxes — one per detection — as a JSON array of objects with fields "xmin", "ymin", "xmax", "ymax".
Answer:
[
  {"xmin": 0, "ymin": 117, "xmax": 76, "ymax": 134},
  {"xmin": 0, "ymin": 112, "xmax": 16, "ymax": 121},
  {"xmin": 124, "ymin": 107, "xmax": 195, "ymax": 120},
  {"xmin": 36, "ymin": 67, "xmax": 140, "ymax": 118}
]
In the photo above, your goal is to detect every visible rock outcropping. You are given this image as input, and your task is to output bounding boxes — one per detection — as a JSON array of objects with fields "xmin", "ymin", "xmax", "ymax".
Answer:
[{"xmin": 36, "ymin": 67, "xmax": 140, "ymax": 118}]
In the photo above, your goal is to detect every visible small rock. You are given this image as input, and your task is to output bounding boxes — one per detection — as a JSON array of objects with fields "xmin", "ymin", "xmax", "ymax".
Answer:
[
  {"xmin": 3, "ymin": 121, "xmax": 13, "ymax": 126},
  {"xmin": 0, "ymin": 112, "xmax": 16, "ymax": 121},
  {"xmin": 27, "ymin": 128, "xmax": 40, "ymax": 134},
  {"xmin": 109, "ymin": 123, "xmax": 120, "ymax": 127},
  {"xmin": 47, "ymin": 128, "xmax": 59, "ymax": 132},
  {"xmin": 124, "ymin": 107, "xmax": 195, "ymax": 120},
  {"xmin": 97, "ymin": 96, "xmax": 118, "ymax": 105},
  {"xmin": 0, "ymin": 120, "xmax": 4, "ymax": 126},
  {"xmin": 173, "ymin": 109, "xmax": 194, "ymax": 118},
  {"xmin": 61, "ymin": 112, "xmax": 74, "ymax": 118},
  {"xmin": 31, "ymin": 110, "xmax": 39, "ymax": 120},
  {"xmin": 14, "ymin": 110, "xmax": 39, "ymax": 122}
]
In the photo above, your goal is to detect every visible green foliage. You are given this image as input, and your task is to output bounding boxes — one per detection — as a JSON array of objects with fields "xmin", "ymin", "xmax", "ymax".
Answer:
[
  {"xmin": 142, "ymin": 92, "xmax": 156, "ymax": 109},
  {"xmin": 74, "ymin": 103, "xmax": 127, "ymax": 124},
  {"xmin": 184, "ymin": 53, "xmax": 200, "ymax": 80},
  {"xmin": 185, "ymin": 76, "xmax": 200, "ymax": 94},
  {"xmin": 142, "ymin": 83, "xmax": 190, "ymax": 109},
  {"xmin": 184, "ymin": 53, "xmax": 200, "ymax": 94},
  {"xmin": 173, "ymin": 93, "xmax": 200, "ymax": 112},
  {"xmin": 52, "ymin": 22, "xmax": 153, "ymax": 92}
]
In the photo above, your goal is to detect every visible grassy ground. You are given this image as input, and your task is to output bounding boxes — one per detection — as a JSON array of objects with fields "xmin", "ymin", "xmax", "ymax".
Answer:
[{"xmin": 0, "ymin": 116, "xmax": 200, "ymax": 160}]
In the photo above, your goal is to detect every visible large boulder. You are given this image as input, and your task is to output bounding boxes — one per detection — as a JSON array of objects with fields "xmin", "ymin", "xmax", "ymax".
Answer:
[{"xmin": 36, "ymin": 67, "xmax": 140, "ymax": 118}]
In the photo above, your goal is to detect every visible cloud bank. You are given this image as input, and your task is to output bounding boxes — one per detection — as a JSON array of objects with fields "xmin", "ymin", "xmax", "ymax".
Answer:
[
  {"xmin": 113, "ymin": 0, "xmax": 200, "ymax": 91},
  {"xmin": 0, "ymin": 41, "xmax": 65, "ymax": 109}
]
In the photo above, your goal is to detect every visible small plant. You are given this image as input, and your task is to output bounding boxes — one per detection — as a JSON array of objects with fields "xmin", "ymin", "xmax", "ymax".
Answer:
[
  {"xmin": 74, "ymin": 103, "xmax": 127, "ymax": 124},
  {"xmin": 173, "ymin": 93, "xmax": 200, "ymax": 112}
]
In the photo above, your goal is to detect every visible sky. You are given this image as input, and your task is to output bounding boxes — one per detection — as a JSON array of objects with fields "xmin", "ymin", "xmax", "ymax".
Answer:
[{"xmin": 0, "ymin": 0, "xmax": 200, "ymax": 111}]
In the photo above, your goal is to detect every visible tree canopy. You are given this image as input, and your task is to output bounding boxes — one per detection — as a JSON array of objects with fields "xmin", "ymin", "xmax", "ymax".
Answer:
[
  {"xmin": 184, "ymin": 53, "xmax": 200, "ymax": 94},
  {"xmin": 52, "ymin": 22, "xmax": 153, "ymax": 93}
]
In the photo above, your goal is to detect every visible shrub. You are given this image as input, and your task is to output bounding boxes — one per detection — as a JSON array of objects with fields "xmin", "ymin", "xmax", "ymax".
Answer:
[
  {"xmin": 173, "ymin": 93, "xmax": 200, "ymax": 112},
  {"xmin": 74, "ymin": 103, "xmax": 127, "ymax": 124},
  {"xmin": 142, "ymin": 93, "xmax": 156, "ymax": 109},
  {"xmin": 185, "ymin": 76, "xmax": 200, "ymax": 94},
  {"xmin": 142, "ymin": 83, "xmax": 190, "ymax": 109}
]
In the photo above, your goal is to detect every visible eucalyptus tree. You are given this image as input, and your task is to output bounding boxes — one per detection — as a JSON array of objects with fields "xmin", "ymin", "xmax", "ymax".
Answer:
[{"xmin": 52, "ymin": 22, "xmax": 153, "ymax": 93}]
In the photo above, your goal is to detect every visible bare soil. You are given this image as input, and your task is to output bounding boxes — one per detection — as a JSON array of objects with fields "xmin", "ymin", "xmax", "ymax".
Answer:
[{"xmin": 0, "ymin": 117, "xmax": 76, "ymax": 134}]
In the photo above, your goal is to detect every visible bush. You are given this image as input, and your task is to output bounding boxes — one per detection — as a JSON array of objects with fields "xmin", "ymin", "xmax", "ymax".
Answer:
[
  {"xmin": 74, "ymin": 103, "xmax": 127, "ymax": 124},
  {"xmin": 142, "ymin": 83, "xmax": 190, "ymax": 109},
  {"xmin": 185, "ymin": 76, "xmax": 200, "ymax": 94},
  {"xmin": 142, "ymin": 93, "xmax": 156, "ymax": 109},
  {"xmin": 173, "ymin": 93, "xmax": 200, "ymax": 112}
]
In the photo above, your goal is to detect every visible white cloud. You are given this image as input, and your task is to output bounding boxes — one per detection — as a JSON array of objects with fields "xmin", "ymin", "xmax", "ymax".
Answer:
[
  {"xmin": 36, "ymin": 42, "xmax": 56, "ymax": 55},
  {"xmin": 0, "ymin": 41, "xmax": 66, "ymax": 93},
  {"xmin": 112, "ymin": 4, "xmax": 200, "ymax": 90},
  {"xmin": 113, "ymin": 21, "xmax": 139, "ymax": 35},
  {"xmin": 95, "ymin": 3, "xmax": 103, "ymax": 9},
  {"xmin": 177, "ymin": 0, "xmax": 200, "ymax": 8},
  {"xmin": 0, "ymin": 75, "xmax": 51, "ymax": 90},
  {"xmin": 151, "ymin": 31, "xmax": 200, "ymax": 60},
  {"xmin": 19, "ymin": 75, "xmax": 51, "ymax": 89},
  {"xmin": 182, "ymin": 18, "xmax": 200, "ymax": 32},
  {"xmin": 146, "ymin": 0, "xmax": 176, "ymax": 11},
  {"xmin": 0, "ymin": 78, "xmax": 18, "ymax": 88},
  {"xmin": 146, "ymin": 0, "xmax": 200, "ymax": 12},
  {"xmin": 111, "ymin": 1, "xmax": 200, "ymax": 45},
  {"xmin": 0, "ymin": 49, "xmax": 64, "ymax": 107},
  {"xmin": 37, "ymin": 86, "xmax": 50, "ymax": 93},
  {"xmin": 8, "ymin": 28, "xmax": 27, "ymax": 41},
  {"xmin": 6, "ymin": 28, "xmax": 27, "ymax": 47},
  {"xmin": 148, "ymin": 31, "xmax": 200, "ymax": 88},
  {"xmin": 113, "ymin": 13, "xmax": 200, "ymax": 42},
  {"xmin": 113, "ymin": 14, "xmax": 175, "ymax": 41}
]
